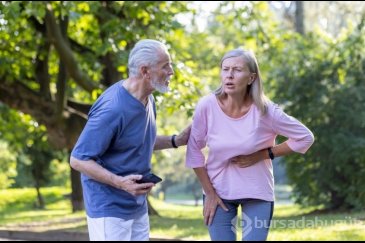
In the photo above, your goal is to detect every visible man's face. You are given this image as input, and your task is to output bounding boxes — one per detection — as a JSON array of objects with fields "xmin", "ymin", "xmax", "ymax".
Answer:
[{"xmin": 150, "ymin": 51, "xmax": 174, "ymax": 93}]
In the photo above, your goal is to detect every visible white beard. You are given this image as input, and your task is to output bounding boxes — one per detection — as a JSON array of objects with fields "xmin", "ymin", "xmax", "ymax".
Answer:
[{"xmin": 151, "ymin": 78, "xmax": 170, "ymax": 93}]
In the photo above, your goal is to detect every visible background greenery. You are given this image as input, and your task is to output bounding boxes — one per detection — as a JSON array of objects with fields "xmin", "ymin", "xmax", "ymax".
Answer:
[{"xmin": 1, "ymin": 1, "xmax": 365, "ymax": 239}]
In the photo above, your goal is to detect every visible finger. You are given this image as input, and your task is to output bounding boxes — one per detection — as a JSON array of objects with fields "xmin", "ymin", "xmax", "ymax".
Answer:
[
  {"xmin": 208, "ymin": 210, "xmax": 215, "ymax": 226},
  {"xmin": 239, "ymin": 163, "xmax": 251, "ymax": 168},
  {"xmin": 135, "ymin": 188, "xmax": 153, "ymax": 195},
  {"xmin": 135, "ymin": 183, "xmax": 154, "ymax": 190},
  {"xmin": 203, "ymin": 206, "xmax": 209, "ymax": 225},
  {"xmin": 126, "ymin": 174, "xmax": 143, "ymax": 181},
  {"xmin": 219, "ymin": 201, "xmax": 229, "ymax": 211},
  {"xmin": 204, "ymin": 211, "xmax": 210, "ymax": 225},
  {"xmin": 185, "ymin": 124, "xmax": 192, "ymax": 132}
]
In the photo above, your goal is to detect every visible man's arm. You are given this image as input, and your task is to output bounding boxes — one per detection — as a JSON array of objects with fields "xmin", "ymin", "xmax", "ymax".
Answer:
[
  {"xmin": 70, "ymin": 156, "xmax": 154, "ymax": 196},
  {"xmin": 154, "ymin": 124, "xmax": 191, "ymax": 150}
]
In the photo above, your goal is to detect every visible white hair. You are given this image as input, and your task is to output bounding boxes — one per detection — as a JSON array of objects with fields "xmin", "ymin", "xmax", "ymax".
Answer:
[{"xmin": 128, "ymin": 39, "xmax": 168, "ymax": 77}]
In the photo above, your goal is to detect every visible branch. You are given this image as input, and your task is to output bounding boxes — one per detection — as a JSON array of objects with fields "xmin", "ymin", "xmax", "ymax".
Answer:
[
  {"xmin": 35, "ymin": 38, "xmax": 52, "ymax": 100},
  {"xmin": 55, "ymin": 16, "xmax": 69, "ymax": 121},
  {"xmin": 67, "ymin": 99, "xmax": 91, "ymax": 116},
  {"xmin": 69, "ymin": 38, "xmax": 94, "ymax": 55},
  {"xmin": 95, "ymin": 2, "xmax": 121, "ymax": 86},
  {"xmin": 45, "ymin": 6, "xmax": 97, "ymax": 92},
  {"xmin": 0, "ymin": 81, "xmax": 55, "ymax": 124}
]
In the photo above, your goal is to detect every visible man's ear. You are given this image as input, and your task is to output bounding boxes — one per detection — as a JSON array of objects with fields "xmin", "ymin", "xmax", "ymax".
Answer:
[{"xmin": 140, "ymin": 66, "xmax": 149, "ymax": 79}]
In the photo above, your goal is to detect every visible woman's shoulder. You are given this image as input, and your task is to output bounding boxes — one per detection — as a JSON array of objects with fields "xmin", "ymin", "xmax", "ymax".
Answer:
[
  {"xmin": 196, "ymin": 93, "xmax": 216, "ymax": 107},
  {"xmin": 259, "ymin": 100, "xmax": 278, "ymax": 117}
]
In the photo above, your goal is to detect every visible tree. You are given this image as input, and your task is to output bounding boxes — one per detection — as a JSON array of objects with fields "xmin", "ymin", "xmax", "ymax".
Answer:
[
  {"xmin": 0, "ymin": 1, "xmax": 204, "ymax": 211},
  {"xmin": 0, "ymin": 104, "xmax": 64, "ymax": 208},
  {"xmin": 267, "ymin": 17, "xmax": 365, "ymax": 210},
  {"xmin": 294, "ymin": 1, "xmax": 304, "ymax": 35}
]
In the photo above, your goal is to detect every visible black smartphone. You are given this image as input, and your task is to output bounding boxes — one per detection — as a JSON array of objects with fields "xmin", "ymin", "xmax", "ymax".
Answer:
[{"xmin": 137, "ymin": 173, "xmax": 162, "ymax": 184}]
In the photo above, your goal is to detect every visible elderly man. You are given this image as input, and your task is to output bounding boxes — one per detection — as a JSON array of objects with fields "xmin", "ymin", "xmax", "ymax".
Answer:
[{"xmin": 70, "ymin": 39, "xmax": 190, "ymax": 241}]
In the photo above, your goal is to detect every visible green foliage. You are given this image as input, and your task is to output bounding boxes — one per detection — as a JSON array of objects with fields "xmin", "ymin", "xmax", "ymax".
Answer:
[
  {"xmin": 268, "ymin": 20, "xmax": 365, "ymax": 210},
  {"xmin": 0, "ymin": 141, "xmax": 16, "ymax": 189},
  {"xmin": 0, "ymin": 104, "xmax": 66, "ymax": 189},
  {"xmin": 2, "ymin": 0, "xmax": 365, "ymax": 212},
  {"xmin": 0, "ymin": 1, "xmax": 203, "ymax": 107}
]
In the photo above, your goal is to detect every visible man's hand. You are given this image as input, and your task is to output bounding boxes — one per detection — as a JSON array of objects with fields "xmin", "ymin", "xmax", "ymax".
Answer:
[
  {"xmin": 113, "ymin": 175, "xmax": 155, "ymax": 196},
  {"xmin": 175, "ymin": 124, "xmax": 192, "ymax": 147}
]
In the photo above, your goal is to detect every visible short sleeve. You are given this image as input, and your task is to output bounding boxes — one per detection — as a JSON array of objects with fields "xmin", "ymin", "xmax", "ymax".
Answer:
[
  {"xmin": 271, "ymin": 103, "xmax": 314, "ymax": 154},
  {"xmin": 185, "ymin": 99, "xmax": 208, "ymax": 168}
]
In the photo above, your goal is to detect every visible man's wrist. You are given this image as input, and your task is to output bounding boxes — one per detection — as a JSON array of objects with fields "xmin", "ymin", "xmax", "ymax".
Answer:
[{"xmin": 171, "ymin": 134, "xmax": 178, "ymax": 148}]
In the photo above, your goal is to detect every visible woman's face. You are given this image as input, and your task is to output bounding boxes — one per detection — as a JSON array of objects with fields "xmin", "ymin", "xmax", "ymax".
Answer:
[{"xmin": 220, "ymin": 56, "xmax": 254, "ymax": 96}]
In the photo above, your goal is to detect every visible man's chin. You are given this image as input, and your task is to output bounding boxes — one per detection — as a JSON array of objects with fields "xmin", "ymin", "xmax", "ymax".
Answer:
[
  {"xmin": 152, "ymin": 85, "xmax": 169, "ymax": 94},
  {"xmin": 157, "ymin": 87, "xmax": 170, "ymax": 94}
]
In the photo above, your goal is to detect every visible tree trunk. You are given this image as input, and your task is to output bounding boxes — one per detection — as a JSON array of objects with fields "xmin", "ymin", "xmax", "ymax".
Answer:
[
  {"xmin": 295, "ymin": 1, "xmax": 305, "ymax": 35},
  {"xmin": 147, "ymin": 196, "xmax": 159, "ymax": 216},
  {"xmin": 35, "ymin": 181, "xmax": 45, "ymax": 209},
  {"xmin": 71, "ymin": 167, "xmax": 84, "ymax": 212}
]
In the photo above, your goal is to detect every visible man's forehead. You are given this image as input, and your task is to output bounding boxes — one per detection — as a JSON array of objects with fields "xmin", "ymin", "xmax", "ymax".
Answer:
[{"xmin": 158, "ymin": 51, "xmax": 172, "ymax": 63}]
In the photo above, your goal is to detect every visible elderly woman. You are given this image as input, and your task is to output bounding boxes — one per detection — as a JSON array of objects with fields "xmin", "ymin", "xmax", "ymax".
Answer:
[{"xmin": 186, "ymin": 49, "xmax": 314, "ymax": 241}]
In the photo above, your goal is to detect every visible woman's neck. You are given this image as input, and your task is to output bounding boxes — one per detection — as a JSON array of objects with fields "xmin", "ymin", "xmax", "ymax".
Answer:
[{"xmin": 218, "ymin": 93, "xmax": 252, "ymax": 118}]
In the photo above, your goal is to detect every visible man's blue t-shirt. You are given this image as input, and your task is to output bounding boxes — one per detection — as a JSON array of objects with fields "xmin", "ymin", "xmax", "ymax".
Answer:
[{"xmin": 71, "ymin": 81, "xmax": 156, "ymax": 219}]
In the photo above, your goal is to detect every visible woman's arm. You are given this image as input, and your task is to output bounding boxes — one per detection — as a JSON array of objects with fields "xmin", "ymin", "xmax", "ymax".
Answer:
[
  {"xmin": 231, "ymin": 104, "xmax": 314, "ymax": 167},
  {"xmin": 230, "ymin": 142, "xmax": 293, "ymax": 167},
  {"xmin": 193, "ymin": 167, "xmax": 228, "ymax": 226}
]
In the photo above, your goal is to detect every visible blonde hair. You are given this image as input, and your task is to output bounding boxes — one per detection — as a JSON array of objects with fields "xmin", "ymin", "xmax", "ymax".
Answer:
[{"xmin": 215, "ymin": 49, "xmax": 269, "ymax": 115}]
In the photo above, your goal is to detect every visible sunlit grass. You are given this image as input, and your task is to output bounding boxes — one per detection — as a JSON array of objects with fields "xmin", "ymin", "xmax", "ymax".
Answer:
[
  {"xmin": 149, "ymin": 197, "xmax": 208, "ymax": 240},
  {"xmin": 268, "ymin": 204, "xmax": 365, "ymax": 241},
  {"xmin": 0, "ymin": 187, "xmax": 364, "ymax": 240},
  {"xmin": 0, "ymin": 187, "xmax": 86, "ymax": 232}
]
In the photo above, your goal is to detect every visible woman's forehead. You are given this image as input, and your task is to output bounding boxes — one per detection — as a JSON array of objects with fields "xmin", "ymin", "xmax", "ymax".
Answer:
[{"xmin": 222, "ymin": 56, "xmax": 247, "ymax": 67}]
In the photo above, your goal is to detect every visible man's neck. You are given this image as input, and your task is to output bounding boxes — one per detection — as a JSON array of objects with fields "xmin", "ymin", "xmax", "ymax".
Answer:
[{"xmin": 123, "ymin": 77, "xmax": 153, "ymax": 105}]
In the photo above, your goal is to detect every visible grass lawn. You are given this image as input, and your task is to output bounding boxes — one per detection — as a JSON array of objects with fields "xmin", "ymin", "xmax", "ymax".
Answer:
[
  {"xmin": 0, "ymin": 187, "xmax": 364, "ymax": 240},
  {"xmin": 0, "ymin": 187, "xmax": 86, "ymax": 232}
]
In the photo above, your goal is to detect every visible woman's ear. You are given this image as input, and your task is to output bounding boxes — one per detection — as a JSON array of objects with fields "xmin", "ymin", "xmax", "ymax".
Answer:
[{"xmin": 249, "ymin": 73, "xmax": 257, "ymax": 84}]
